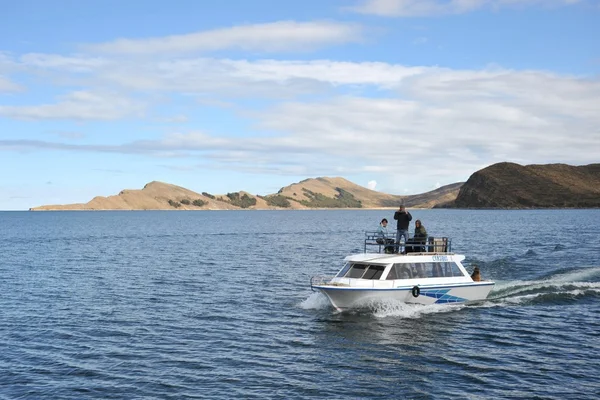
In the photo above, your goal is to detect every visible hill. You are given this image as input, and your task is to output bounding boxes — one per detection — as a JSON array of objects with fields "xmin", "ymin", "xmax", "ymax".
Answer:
[
  {"xmin": 30, "ymin": 177, "xmax": 462, "ymax": 211},
  {"xmin": 441, "ymin": 162, "xmax": 600, "ymax": 208},
  {"xmin": 272, "ymin": 177, "xmax": 463, "ymax": 209},
  {"xmin": 31, "ymin": 181, "xmax": 240, "ymax": 211}
]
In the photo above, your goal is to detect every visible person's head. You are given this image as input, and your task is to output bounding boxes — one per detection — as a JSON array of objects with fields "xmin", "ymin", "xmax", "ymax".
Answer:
[
  {"xmin": 380, "ymin": 218, "xmax": 388, "ymax": 226},
  {"xmin": 415, "ymin": 219, "xmax": 422, "ymax": 227},
  {"xmin": 399, "ymin": 205, "xmax": 405, "ymax": 211}
]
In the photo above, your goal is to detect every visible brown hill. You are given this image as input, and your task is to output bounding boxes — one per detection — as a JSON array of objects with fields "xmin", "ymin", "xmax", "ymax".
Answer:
[
  {"xmin": 32, "ymin": 181, "xmax": 240, "ymax": 211},
  {"xmin": 30, "ymin": 177, "xmax": 462, "ymax": 211},
  {"xmin": 443, "ymin": 162, "xmax": 600, "ymax": 208},
  {"xmin": 274, "ymin": 177, "xmax": 462, "ymax": 208},
  {"xmin": 402, "ymin": 182, "xmax": 464, "ymax": 208},
  {"xmin": 275, "ymin": 177, "xmax": 399, "ymax": 208}
]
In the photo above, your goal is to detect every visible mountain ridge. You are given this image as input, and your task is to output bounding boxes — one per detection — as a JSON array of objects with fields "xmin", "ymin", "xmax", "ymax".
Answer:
[
  {"xmin": 30, "ymin": 177, "xmax": 462, "ymax": 211},
  {"xmin": 30, "ymin": 162, "xmax": 600, "ymax": 211}
]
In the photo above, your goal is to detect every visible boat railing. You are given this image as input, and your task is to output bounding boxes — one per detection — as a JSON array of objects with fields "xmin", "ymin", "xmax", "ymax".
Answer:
[
  {"xmin": 364, "ymin": 231, "xmax": 452, "ymax": 254},
  {"xmin": 310, "ymin": 275, "xmax": 396, "ymax": 290},
  {"xmin": 311, "ymin": 275, "xmax": 334, "ymax": 289}
]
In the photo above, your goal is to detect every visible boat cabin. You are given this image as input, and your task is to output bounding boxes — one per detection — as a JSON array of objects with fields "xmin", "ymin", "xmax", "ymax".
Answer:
[{"xmin": 336, "ymin": 258, "xmax": 466, "ymax": 281}]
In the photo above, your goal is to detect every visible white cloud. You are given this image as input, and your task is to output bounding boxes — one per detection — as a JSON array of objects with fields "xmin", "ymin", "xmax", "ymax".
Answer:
[
  {"xmin": 19, "ymin": 53, "xmax": 108, "ymax": 72},
  {"xmin": 0, "ymin": 76, "xmax": 22, "ymax": 92},
  {"xmin": 48, "ymin": 131, "xmax": 86, "ymax": 139},
  {"xmin": 85, "ymin": 21, "xmax": 363, "ymax": 55},
  {"xmin": 160, "ymin": 114, "xmax": 188, "ymax": 123},
  {"xmin": 368, "ymin": 180, "xmax": 378, "ymax": 190},
  {"xmin": 0, "ymin": 91, "xmax": 145, "ymax": 120},
  {"xmin": 348, "ymin": 0, "xmax": 583, "ymax": 17},
  {"xmin": 18, "ymin": 54, "xmax": 425, "ymax": 96}
]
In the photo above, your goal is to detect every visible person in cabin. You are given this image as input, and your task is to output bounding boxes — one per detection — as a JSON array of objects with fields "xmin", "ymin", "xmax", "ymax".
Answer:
[
  {"xmin": 376, "ymin": 218, "xmax": 395, "ymax": 253},
  {"xmin": 471, "ymin": 266, "xmax": 482, "ymax": 281},
  {"xmin": 393, "ymin": 205, "xmax": 412, "ymax": 252}
]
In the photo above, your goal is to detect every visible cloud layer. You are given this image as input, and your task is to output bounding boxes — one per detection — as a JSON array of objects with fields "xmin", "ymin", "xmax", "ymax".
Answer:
[
  {"xmin": 348, "ymin": 0, "xmax": 584, "ymax": 17},
  {"xmin": 85, "ymin": 21, "xmax": 363, "ymax": 54},
  {"xmin": 1, "ymin": 19, "xmax": 598, "ymax": 197}
]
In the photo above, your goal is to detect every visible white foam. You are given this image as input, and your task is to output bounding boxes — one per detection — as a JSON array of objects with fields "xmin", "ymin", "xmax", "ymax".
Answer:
[
  {"xmin": 548, "ymin": 266, "xmax": 600, "ymax": 283},
  {"xmin": 490, "ymin": 268, "xmax": 600, "ymax": 301},
  {"xmin": 481, "ymin": 277, "xmax": 600, "ymax": 307},
  {"xmin": 371, "ymin": 300, "xmax": 464, "ymax": 319},
  {"xmin": 299, "ymin": 292, "xmax": 331, "ymax": 310}
]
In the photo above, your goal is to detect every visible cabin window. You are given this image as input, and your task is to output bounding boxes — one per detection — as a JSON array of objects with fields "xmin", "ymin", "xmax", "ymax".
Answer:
[
  {"xmin": 362, "ymin": 265, "xmax": 385, "ymax": 280},
  {"xmin": 345, "ymin": 263, "xmax": 368, "ymax": 278},
  {"xmin": 412, "ymin": 263, "xmax": 428, "ymax": 278},
  {"xmin": 430, "ymin": 263, "xmax": 444, "ymax": 278},
  {"xmin": 386, "ymin": 265, "xmax": 398, "ymax": 280},
  {"xmin": 384, "ymin": 262, "xmax": 465, "ymax": 280},
  {"xmin": 443, "ymin": 262, "xmax": 463, "ymax": 277},
  {"xmin": 387, "ymin": 263, "xmax": 413, "ymax": 280},
  {"xmin": 336, "ymin": 262, "xmax": 352, "ymax": 278},
  {"xmin": 430, "ymin": 262, "xmax": 463, "ymax": 277}
]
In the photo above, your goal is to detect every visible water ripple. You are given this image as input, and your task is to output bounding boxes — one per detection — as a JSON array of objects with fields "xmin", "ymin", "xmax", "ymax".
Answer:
[{"xmin": 1, "ymin": 210, "xmax": 599, "ymax": 399}]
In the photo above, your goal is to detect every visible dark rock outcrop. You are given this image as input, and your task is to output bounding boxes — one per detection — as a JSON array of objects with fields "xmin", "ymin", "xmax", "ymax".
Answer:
[{"xmin": 442, "ymin": 162, "xmax": 600, "ymax": 209}]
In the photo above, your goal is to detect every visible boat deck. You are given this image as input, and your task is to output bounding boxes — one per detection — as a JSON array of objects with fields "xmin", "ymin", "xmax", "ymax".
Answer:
[{"xmin": 364, "ymin": 231, "xmax": 452, "ymax": 254}]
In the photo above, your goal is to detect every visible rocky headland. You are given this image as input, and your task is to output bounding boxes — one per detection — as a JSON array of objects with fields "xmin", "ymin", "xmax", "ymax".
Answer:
[{"xmin": 439, "ymin": 162, "xmax": 600, "ymax": 209}]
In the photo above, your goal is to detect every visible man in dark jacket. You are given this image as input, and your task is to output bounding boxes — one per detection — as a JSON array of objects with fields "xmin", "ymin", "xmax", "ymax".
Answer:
[{"xmin": 394, "ymin": 205, "xmax": 412, "ymax": 250}]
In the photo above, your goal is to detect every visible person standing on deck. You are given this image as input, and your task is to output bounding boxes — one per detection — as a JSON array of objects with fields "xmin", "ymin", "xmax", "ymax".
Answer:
[{"xmin": 394, "ymin": 205, "xmax": 412, "ymax": 249}]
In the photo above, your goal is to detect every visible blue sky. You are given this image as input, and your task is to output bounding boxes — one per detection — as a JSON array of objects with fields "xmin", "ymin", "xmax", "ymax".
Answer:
[{"xmin": 1, "ymin": 0, "xmax": 599, "ymax": 210}]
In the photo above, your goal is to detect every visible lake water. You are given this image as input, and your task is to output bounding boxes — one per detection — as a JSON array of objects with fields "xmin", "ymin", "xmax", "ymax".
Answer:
[{"xmin": 1, "ymin": 209, "xmax": 599, "ymax": 399}]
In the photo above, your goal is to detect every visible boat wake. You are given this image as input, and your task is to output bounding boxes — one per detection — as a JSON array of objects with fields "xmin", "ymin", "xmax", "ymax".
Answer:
[{"xmin": 480, "ymin": 266, "xmax": 600, "ymax": 307}]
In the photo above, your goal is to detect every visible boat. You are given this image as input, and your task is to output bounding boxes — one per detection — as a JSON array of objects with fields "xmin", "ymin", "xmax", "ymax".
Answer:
[{"xmin": 310, "ymin": 233, "xmax": 494, "ymax": 311}]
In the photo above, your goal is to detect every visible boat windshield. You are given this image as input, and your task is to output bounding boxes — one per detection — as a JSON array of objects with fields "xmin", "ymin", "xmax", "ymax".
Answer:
[
  {"xmin": 386, "ymin": 262, "xmax": 463, "ymax": 280},
  {"xmin": 336, "ymin": 262, "xmax": 352, "ymax": 278},
  {"xmin": 339, "ymin": 263, "xmax": 386, "ymax": 280}
]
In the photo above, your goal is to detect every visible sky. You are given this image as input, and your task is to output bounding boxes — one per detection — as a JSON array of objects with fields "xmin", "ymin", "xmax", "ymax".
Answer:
[{"xmin": 1, "ymin": 0, "xmax": 599, "ymax": 210}]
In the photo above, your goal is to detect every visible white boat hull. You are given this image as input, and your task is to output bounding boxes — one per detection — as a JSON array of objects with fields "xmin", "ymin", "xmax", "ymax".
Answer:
[{"xmin": 314, "ymin": 282, "xmax": 495, "ymax": 311}]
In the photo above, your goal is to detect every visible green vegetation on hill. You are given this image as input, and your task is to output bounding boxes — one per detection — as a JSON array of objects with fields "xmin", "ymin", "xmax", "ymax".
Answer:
[
  {"xmin": 226, "ymin": 192, "xmax": 257, "ymax": 208},
  {"xmin": 260, "ymin": 194, "xmax": 292, "ymax": 208},
  {"xmin": 299, "ymin": 187, "xmax": 362, "ymax": 208},
  {"xmin": 192, "ymin": 199, "xmax": 207, "ymax": 207},
  {"xmin": 202, "ymin": 192, "xmax": 215, "ymax": 199},
  {"xmin": 168, "ymin": 199, "xmax": 181, "ymax": 208}
]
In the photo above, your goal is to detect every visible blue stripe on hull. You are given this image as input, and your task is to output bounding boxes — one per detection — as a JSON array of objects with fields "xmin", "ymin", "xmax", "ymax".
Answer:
[
  {"xmin": 420, "ymin": 289, "xmax": 466, "ymax": 304},
  {"xmin": 312, "ymin": 282, "xmax": 494, "ymax": 292}
]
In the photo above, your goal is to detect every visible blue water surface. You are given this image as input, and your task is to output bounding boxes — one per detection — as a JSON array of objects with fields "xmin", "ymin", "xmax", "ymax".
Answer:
[{"xmin": 1, "ymin": 209, "xmax": 599, "ymax": 399}]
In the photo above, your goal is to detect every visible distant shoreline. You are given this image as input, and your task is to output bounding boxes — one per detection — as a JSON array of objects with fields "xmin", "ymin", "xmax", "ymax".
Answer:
[{"xmin": 24, "ymin": 207, "xmax": 598, "ymax": 212}]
